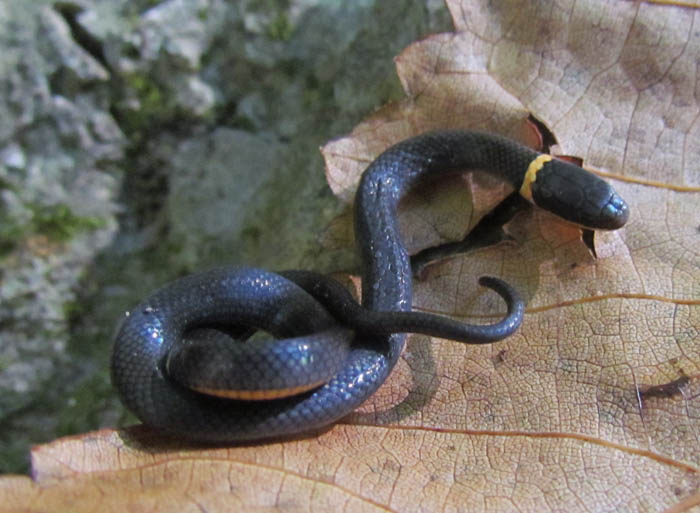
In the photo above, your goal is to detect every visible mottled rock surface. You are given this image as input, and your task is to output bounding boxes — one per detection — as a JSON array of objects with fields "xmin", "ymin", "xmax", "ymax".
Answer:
[{"xmin": 0, "ymin": 0, "xmax": 450, "ymax": 473}]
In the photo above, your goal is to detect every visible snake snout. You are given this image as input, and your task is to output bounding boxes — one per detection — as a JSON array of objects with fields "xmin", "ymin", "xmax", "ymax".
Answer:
[{"xmin": 598, "ymin": 191, "xmax": 629, "ymax": 230}]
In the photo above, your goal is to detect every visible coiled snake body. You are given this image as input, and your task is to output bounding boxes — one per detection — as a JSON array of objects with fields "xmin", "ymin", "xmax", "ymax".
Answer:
[{"xmin": 111, "ymin": 131, "xmax": 629, "ymax": 441}]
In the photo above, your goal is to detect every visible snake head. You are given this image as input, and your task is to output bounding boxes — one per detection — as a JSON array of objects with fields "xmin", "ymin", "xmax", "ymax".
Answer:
[{"xmin": 524, "ymin": 158, "xmax": 629, "ymax": 230}]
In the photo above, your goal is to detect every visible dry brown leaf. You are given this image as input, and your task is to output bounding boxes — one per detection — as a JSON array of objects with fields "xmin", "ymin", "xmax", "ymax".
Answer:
[
  {"xmin": 3, "ymin": 1, "xmax": 699, "ymax": 512},
  {"xmin": 0, "ymin": 426, "xmax": 698, "ymax": 513}
]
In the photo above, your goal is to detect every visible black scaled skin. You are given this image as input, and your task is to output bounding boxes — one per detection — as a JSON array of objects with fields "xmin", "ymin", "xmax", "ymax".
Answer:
[{"xmin": 111, "ymin": 130, "xmax": 629, "ymax": 442}]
